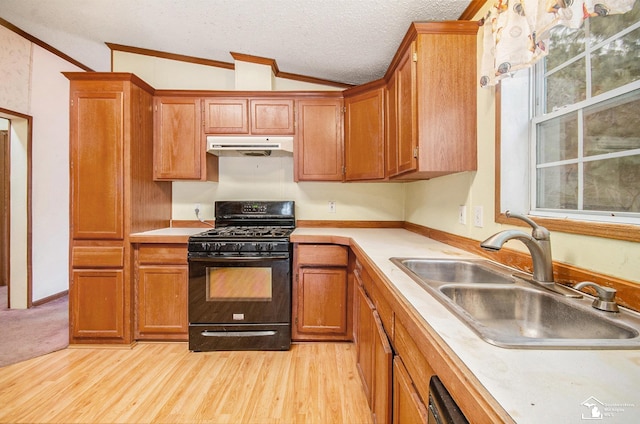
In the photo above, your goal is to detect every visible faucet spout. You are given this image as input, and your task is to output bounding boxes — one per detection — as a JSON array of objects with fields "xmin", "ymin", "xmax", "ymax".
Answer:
[{"xmin": 480, "ymin": 211, "xmax": 554, "ymax": 283}]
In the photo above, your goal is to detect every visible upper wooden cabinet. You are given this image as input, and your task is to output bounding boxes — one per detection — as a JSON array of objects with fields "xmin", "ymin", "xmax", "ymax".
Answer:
[
  {"xmin": 387, "ymin": 41, "xmax": 418, "ymax": 178},
  {"xmin": 387, "ymin": 21, "xmax": 478, "ymax": 180},
  {"xmin": 344, "ymin": 82, "xmax": 386, "ymax": 181},
  {"xmin": 154, "ymin": 97, "xmax": 218, "ymax": 181},
  {"xmin": 203, "ymin": 97, "xmax": 294, "ymax": 135},
  {"xmin": 250, "ymin": 99, "xmax": 295, "ymax": 135},
  {"xmin": 295, "ymin": 97, "xmax": 344, "ymax": 181}
]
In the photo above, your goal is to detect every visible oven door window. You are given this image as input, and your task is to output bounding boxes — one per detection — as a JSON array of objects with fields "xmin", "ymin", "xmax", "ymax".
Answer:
[{"xmin": 207, "ymin": 267, "xmax": 272, "ymax": 302}]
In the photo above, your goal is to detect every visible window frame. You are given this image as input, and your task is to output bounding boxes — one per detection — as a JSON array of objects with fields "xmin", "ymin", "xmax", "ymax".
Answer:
[
  {"xmin": 495, "ymin": 83, "xmax": 640, "ymax": 242},
  {"xmin": 495, "ymin": 9, "xmax": 640, "ymax": 242}
]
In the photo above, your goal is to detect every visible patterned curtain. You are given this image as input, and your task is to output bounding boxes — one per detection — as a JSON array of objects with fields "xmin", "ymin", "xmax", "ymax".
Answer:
[{"xmin": 479, "ymin": 0, "xmax": 637, "ymax": 86}]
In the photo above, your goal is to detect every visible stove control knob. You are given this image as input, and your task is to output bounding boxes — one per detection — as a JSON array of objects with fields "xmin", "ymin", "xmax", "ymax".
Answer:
[
  {"xmin": 265, "ymin": 243, "xmax": 275, "ymax": 251},
  {"xmin": 234, "ymin": 243, "xmax": 243, "ymax": 252},
  {"xmin": 255, "ymin": 243, "xmax": 264, "ymax": 251},
  {"xmin": 202, "ymin": 242, "xmax": 211, "ymax": 251}
]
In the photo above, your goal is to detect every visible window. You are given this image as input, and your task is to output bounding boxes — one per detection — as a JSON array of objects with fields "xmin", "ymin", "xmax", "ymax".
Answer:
[{"xmin": 501, "ymin": 2, "xmax": 640, "ymax": 231}]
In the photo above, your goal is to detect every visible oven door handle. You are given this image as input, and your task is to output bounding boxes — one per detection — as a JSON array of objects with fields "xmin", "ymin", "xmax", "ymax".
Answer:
[
  {"xmin": 201, "ymin": 330, "xmax": 277, "ymax": 338},
  {"xmin": 188, "ymin": 255, "xmax": 289, "ymax": 262}
]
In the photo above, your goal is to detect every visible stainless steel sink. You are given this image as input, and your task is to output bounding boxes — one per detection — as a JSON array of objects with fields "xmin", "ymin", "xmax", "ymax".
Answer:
[
  {"xmin": 390, "ymin": 257, "xmax": 640, "ymax": 349},
  {"xmin": 392, "ymin": 258, "xmax": 515, "ymax": 285}
]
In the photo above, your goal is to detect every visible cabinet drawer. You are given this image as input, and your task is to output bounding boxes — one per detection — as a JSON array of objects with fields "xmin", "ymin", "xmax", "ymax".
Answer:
[
  {"xmin": 296, "ymin": 244, "xmax": 348, "ymax": 266},
  {"xmin": 72, "ymin": 246, "xmax": 124, "ymax": 268},
  {"xmin": 138, "ymin": 244, "xmax": 188, "ymax": 265}
]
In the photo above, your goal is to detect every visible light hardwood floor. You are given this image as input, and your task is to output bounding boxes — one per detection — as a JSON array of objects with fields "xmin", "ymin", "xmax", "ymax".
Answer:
[{"xmin": 0, "ymin": 342, "xmax": 373, "ymax": 424}]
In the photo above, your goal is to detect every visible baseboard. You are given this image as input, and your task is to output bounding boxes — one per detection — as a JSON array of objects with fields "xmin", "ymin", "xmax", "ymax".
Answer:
[{"xmin": 32, "ymin": 290, "xmax": 68, "ymax": 307}]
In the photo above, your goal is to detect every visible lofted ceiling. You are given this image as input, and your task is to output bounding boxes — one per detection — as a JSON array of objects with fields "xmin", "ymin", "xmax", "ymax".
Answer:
[{"xmin": 0, "ymin": 0, "xmax": 476, "ymax": 86}]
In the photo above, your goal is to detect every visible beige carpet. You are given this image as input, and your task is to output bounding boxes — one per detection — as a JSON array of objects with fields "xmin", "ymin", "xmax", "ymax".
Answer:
[{"xmin": 0, "ymin": 286, "xmax": 69, "ymax": 367}]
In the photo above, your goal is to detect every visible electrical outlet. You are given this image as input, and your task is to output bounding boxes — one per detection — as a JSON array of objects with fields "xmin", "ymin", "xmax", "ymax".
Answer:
[
  {"xmin": 474, "ymin": 206, "xmax": 483, "ymax": 228},
  {"xmin": 195, "ymin": 203, "xmax": 201, "ymax": 214},
  {"xmin": 328, "ymin": 201, "xmax": 336, "ymax": 213},
  {"xmin": 458, "ymin": 205, "xmax": 467, "ymax": 225}
]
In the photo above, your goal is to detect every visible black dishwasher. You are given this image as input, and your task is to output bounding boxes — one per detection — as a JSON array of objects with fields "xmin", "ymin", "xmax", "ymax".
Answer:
[{"xmin": 427, "ymin": 376, "xmax": 469, "ymax": 424}]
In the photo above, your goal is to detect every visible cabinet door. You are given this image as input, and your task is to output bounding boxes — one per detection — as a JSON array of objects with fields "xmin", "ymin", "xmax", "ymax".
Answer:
[
  {"xmin": 356, "ymin": 283, "xmax": 376, "ymax": 407},
  {"xmin": 344, "ymin": 87, "xmax": 385, "ymax": 181},
  {"xmin": 203, "ymin": 98, "xmax": 249, "ymax": 134},
  {"xmin": 71, "ymin": 269, "xmax": 125, "ymax": 340},
  {"xmin": 295, "ymin": 98, "xmax": 344, "ymax": 181},
  {"xmin": 373, "ymin": 311, "xmax": 393, "ymax": 424},
  {"xmin": 250, "ymin": 99, "xmax": 295, "ymax": 135},
  {"xmin": 295, "ymin": 267, "xmax": 348, "ymax": 337},
  {"xmin": 154, "ymin": 97, "xmax": 203, "ymax": 180},
  {"xmin": 386, "ymin": 73, "xmax": 399, "ymax": 177},
  {"xmin": 70, "ymin": 90, "xmax": 124, "ymax": 240},
  {"xmin": 393, "ymin": 356, "xmax": 428, "ymax": 424},
  {"xmin": 396, "ymin": 42, "xmax": 418, "ymax": 175},
  {"xmin": 136, "ymin": 265, "xmax": 188, "ymax": 338}
]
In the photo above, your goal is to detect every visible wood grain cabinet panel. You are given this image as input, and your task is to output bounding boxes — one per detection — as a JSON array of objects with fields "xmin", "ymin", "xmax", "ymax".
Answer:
[
  {"xmin": 293, "ymin": 244, "xmax": 351, "ymax": 341},
  {"xmin": 136, "ymin": 265, "xmax": 188, "ymax": 338},
  {"xmin": 373, "ymin": 311, "xmax": 393, "ymax": 424},
  {"xmin": 356, "ymin": 282, "xmax": 376, "ymax": 407},
  {"xmin": 250, "ymin": 99, "xmax": 295, "ymax": 135},
  {"xmin": 70, "ymin": 90, "xmax": 124, "ymax": 240},
  {"xmin": 387, "ymin": 43, "xmax": 419, "ymax": 178},
  {"xmin": 154, "ymin": 97, "xmax": 214, "ymax": 181},
  {"xmin": 71, "ymin": 269, "xmax": 125, "ymax": 340},
  {"xmin": 295, "ymin": 98, "xmax": 344, "ymax": 181},
  {"xmin": 393, "ymin": 356, "xmax": 429, "ymax": 424},
  {"xmin": 344, "ymin": 85, "xmax": 386, "ymax": 181},
  {"xmin": 296, "ymin": 267, "xmax": 348, "ymax": 335},
  {"xmin": 204, "ymin": 98, "xmax": 249, "ymax": 134},
  {"xmin": 135, "ymin": 244, "xmax": 188, "ymax": 340}
]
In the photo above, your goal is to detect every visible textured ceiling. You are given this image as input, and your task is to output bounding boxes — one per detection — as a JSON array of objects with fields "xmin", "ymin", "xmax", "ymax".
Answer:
[{"xmin": 0, "ymin": 0, "xmax": 472, "ymax": 85}]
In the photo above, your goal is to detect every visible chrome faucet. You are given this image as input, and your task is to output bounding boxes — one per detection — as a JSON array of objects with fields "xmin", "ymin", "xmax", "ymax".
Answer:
[{"xmin": 480, "ymin": 211, "xmax": 581, "ymax": 298}]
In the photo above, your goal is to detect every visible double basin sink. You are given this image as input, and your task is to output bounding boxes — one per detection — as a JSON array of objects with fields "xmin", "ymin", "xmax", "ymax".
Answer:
[{"xmin": 390, "ymin": 258, "xmax": 640, "ymax": 349}]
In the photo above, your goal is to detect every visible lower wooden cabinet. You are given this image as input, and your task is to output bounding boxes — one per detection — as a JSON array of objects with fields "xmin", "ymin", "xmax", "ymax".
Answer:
[
  {"xmin": 356, "ymin": 275, "xmax": 393, "ymax": 424},
  {"xmin": 134, "ymin": 244, "xmax": 188, "ymax": 340},
  {"xmin": 393, "ymin": 356, "xmax": 429, "ymax": 424},
  {"xmin": 293, "ymin": 244, "xmax": 351, "ymax": 341},
  {"xmin": 71, "ymin": 269, "xmax": 125, "ymax": 341}
]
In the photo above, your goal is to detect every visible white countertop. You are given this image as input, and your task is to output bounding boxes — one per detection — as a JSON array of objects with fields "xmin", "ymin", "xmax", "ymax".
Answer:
[{"xmin": 292, "ymin": 228, "xmax": 640, "ymax": 424}]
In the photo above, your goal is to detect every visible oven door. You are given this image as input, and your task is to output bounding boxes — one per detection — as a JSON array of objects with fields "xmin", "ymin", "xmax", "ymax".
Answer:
[{"xmin": 188, "ymin": 255, "xmax": 291, "ymax": 325}]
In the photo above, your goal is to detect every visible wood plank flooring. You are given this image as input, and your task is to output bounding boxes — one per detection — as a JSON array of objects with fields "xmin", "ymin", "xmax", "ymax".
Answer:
[{"xmin": 0, "ymin": 342, "xmax": 373, "ymax": 424}]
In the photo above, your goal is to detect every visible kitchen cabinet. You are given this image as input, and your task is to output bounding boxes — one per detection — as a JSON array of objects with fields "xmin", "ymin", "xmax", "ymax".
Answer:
[
  {"xmin": 153, "ymin": 96, "xmax": 218, "ymax": 181},
  {"xmin": 65, "ymin": 73, "xmax": 172, "ymax": 344},
  {"xmin": 203, "ymin": 97, "xmax": 294, "ymax": 135},
  {"xmin": 386, "ymin": 41, "xmax": 417, "ymax": 178},
  {"xmin": 386, "ymin": 21, "xmax": 478, "ymax": 180},
  {"xmin": 292, "ymin": 244, "xmax": 351, "ymax": 341},
  {"xmin": 355, "ymin": 263, "xmax": 393, "ymax": 423},
  {"xmin": 393, "ymin": 356, "xmax": 429, "ymax": 424},
  {"xmin": 134, "ymin": 243, "xmax": 188, "ymax": 340},
  {"xmin": 295, "ymin": 97, "xmax": 344, "ymax": 181},
  {"xmin": 344, "ymin": 81, "xmax": 386, "ymax": 181}
]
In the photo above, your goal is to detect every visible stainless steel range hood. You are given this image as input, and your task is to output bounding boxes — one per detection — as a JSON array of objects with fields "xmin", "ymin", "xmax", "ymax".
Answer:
[{"xmin": 206, "ymin": 136, "xmax": 294, "ymax": 157}]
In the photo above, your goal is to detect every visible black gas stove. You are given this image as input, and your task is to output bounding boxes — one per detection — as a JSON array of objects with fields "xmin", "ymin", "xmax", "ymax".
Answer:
[
  {"xmin": 187, "ymin": 200, "xmax": 295, "ymax": 351},
  {"xmin": 188, "ymin": 201, "xmax": 295, "ymax": 258}
]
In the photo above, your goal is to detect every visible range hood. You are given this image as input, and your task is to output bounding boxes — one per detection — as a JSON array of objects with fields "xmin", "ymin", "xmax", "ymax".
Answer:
[{"xmin": 206, "ymin": 136, "xmax": 294, "ymax": 157}]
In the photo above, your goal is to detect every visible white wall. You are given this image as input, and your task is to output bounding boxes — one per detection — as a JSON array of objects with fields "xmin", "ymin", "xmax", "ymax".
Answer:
[{"xmin": 0, "ymin": 25, "xmax": 83, "ymax": 305}]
